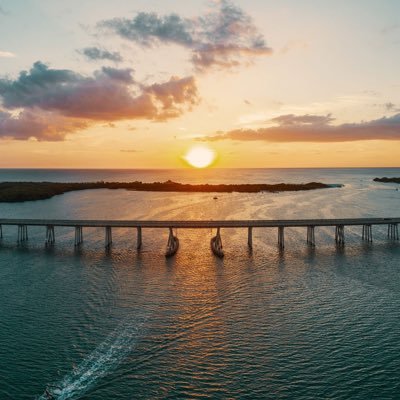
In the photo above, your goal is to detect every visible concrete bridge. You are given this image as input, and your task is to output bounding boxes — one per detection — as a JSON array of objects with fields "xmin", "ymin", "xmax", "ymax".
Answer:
[{"xmin": 0, "ymin": 217, "xmax": 399, "ymax": 258}]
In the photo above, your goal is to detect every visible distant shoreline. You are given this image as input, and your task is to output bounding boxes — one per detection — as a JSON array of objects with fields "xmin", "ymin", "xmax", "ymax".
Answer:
[
  {"xmin": 0, "ymin": 181, "xmax": 336, "ymax": 203},
  {"xmin": 374, "ymin": 177, "xmax": 400, "ymax": 184},
  {"xmin": 0, "ymin": 167, "xmax": 398, "ymax": 170}
]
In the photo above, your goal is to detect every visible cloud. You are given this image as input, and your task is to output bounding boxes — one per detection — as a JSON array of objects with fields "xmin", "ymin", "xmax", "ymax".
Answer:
[
  {"xmin": 0, "ymin": 61, "xmax": 199, "ymax": 140},
  {"xmin": 99, "ymin": 0, "xmax": 272, "ymax": 71},
  {"xmin": 120, "ymin": 149, "xmax": 139, "ymax": 153},
  {"xmin": 279, "ymin": 40, "xmax": 308, "ymax": 54},
  {"xmin": 373, "ymin": 102, "xmax": 400, "ymax": 112},
  {"xmin": 80, "ymin": 47, "xmax": 123, "ymax": 62},
  {"xmin": 143, "ymin": 75, "xmax": 199, "ymax": 120},
  {"xmin": 191, "ymin": 43, "xmax": 270, "ymax": 71},
  {"xmin": 270, "ymin": 114, "xmax": 334, "ymax": 126},
  {"xmin": 0, "ymin": 51, "xmax": 15, "ymax": 58},
  {"xmin": 383, "ymin": 102, "xmax": 398, "ymax": 111},
  {"xmin": 199, "ymin": 113, "xmax": 400, "ymax": 143},
  {"xmin": 102, "ymin": 122, "xmax": 116, "ymax": 128},
  {"xmin": 101, "ymin": 12, "xmax": 194, "ymax": 47},
  {"xmin": 381, "ymin": 24, "xmax": 400, "ymax": 35},
  {"xmin": 0, "ymin": 5, "xmax": 6, "ymax": 15},
  {"xmin": 0, "ymin": 109, "xmax": 87, "ymax": 141}
]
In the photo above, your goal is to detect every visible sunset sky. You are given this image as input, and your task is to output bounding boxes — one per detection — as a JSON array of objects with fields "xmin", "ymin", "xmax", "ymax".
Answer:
[{"xmin": 1, "ymin": 0, "xmax": 400, "ymax": 168}]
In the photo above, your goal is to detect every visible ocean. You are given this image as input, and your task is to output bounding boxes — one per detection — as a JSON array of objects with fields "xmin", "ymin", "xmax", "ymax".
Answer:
[{"xmin": 0, "ymin": 168, "xmax": 399, "ymax": 399}]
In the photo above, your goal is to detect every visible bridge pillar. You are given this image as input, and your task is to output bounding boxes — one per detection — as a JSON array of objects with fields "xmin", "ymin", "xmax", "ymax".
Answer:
[
  {"xmin": 388, "ymin": 223, "xmax": 399, "ymax": 240},
  {"xmin": 278, "ymin": 226, "xmax": 284, "ymax": 249},
  {"xmin": 167, "ymin": 228, "xmax": 173, "ymax": 247},
  {"xmin": 362, "ymin": 224, "xmax": 373, "ymax": 242},
  {"xmin": 74, "ymin": 226, "xmax": 83, "ymax": 246},
  {"xmin": 46, "ymin": 225, "xmax": 55, "ymax": 245},
  {"xmin": 307, "ymin": 225, "xmax": 315, "ymax": 246},
  {"xmin": 105, "ymin": 226, "xmax": 112, "ymax": 248},
  {"xmin": 335, "ymin": 225, "xmax": 345, "ymax": 246},
  {"xmin": 137, "ymin": 227, "xmax": 142, "ymax": 249},
  {"xmin": 17, "ymin": 224, "xmax": 28, "ymax": 243},
  {"xmin": 0, "ymin": 224, "xmax": 2, "ymax": 239},
  {"xmin": 248, "ymin": 227, "xmax": 253, "ymax": 249}
]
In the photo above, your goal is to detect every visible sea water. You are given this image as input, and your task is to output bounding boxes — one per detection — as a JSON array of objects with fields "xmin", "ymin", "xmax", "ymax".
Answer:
[{"xmin": 0, "ymin": 168, "xmax": 399, "ymax": 399}]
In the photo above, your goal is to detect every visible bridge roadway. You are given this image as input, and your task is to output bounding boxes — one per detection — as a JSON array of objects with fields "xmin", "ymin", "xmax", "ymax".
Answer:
[
  {"xmin": 0, "ymin": 218, "xmax": 399, "ymax": 257},
  {"xmin": 1, "ymin": 217, "xmax": 400, "ymax": 228}
]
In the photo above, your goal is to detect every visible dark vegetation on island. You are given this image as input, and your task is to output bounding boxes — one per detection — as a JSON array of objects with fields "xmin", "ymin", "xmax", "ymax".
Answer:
[
  {"xmin": 374, "ymin": 177, "xmax": 400, "ymax": 184},
  {"xmin": 0, "ymin": 180, "xmax": 334, "ymax": 203}
]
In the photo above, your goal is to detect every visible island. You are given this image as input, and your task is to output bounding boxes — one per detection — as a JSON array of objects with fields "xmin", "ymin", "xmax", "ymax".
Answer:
[
  {"xmin": 0, "ymin": 180, "xmax": 337, "ymax": 203},
  {"xmin": 374, "ymin": 177, "xmax": 400, "ymax": 184}
]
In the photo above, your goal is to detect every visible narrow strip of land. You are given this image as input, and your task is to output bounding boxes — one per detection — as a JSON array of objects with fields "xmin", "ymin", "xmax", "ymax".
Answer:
[
  {"xmin": 374, "ymin": 177, "xmax": 400, "ymax": 183},
  {"xmin": 0, "ymin": 180, "xmax": 335, "ymax": 202}
]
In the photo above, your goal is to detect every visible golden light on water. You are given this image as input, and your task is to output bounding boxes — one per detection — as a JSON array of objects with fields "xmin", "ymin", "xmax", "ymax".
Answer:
[{"xmin": 183, "ymin": 145, "xmax": 216, "ymax": 168}]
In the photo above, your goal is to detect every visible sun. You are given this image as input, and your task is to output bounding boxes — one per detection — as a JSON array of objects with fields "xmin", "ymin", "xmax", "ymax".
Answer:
[{"xmin": 183, "ymin": 145, "xmax": 216, "ymax": 168}]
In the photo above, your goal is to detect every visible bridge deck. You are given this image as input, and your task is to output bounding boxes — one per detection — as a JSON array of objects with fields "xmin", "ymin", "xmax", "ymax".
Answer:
[{"xmin": 0, "ymin": 217, "xmax": 399, "ymax": 228}]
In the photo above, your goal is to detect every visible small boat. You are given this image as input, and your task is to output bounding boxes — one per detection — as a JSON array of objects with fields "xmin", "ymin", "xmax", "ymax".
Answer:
[
  {"xmin": 210, "ymin": 228, "xmax": 224, "ymax": 258},
  {"xmin": 165, "ymin": 236, "xmax": 179, "ymax": 257},
  {"xmin": 211, "ymin": 236, "xmax": 224, "ymax": 257},
  {"xmin": 165, "ymin": 228, "xmax": 179, "ymax": 257}
]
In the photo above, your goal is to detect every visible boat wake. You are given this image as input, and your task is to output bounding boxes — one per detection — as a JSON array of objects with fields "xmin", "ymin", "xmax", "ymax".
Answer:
[{"xmin": 37, "ymin": 313, "xmax": 147, "ymax": 400}]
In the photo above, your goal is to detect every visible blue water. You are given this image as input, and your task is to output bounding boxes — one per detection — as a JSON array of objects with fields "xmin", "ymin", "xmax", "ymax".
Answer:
[{"xmin": 0, "ymin": 168, "xmax": 399, "ymax": 399}]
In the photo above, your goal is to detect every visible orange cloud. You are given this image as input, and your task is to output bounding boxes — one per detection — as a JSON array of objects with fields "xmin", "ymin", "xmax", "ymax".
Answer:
[
  {"xmin": 0, "ymin": 109, "xmax": 87, "ymax": 141},
  {"xmin": 0, "ymin": 62, "xmax": 199, "ymax": 140},
  {"xmin": 200, "ymin": 113, "xmax": 400, "ymax": 142},
  {"xmin": 191, "ymin": 44, "xmax": 272, "ymax": 72}
]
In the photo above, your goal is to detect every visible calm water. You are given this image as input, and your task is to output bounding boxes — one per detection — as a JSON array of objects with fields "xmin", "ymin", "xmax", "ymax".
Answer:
[{"xmin": 0, "ymin": 168, "xmax": 400, "ymax": 399}]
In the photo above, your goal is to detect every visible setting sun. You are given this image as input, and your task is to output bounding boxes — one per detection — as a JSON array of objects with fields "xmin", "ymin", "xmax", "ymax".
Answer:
[{"xmin": 183, "ymin": 145, "xmax": 216, "ymax": 168}]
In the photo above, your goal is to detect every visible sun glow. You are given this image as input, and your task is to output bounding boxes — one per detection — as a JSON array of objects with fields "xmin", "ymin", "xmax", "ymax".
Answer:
[{"xmin": 183, "ymin": 145, "xmax": 216, "ymax": 168}]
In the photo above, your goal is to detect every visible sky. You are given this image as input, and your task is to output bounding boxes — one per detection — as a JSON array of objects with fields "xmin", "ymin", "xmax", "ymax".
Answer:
[{"xmin": 0, "ymin": 0, "xmax": 400, "ymax": 168}]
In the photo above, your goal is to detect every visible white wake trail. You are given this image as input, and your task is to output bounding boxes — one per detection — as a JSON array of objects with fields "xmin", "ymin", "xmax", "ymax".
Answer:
[{"xmin": 37, "ymin": 311, "xmax": 148, "ymax": 400}]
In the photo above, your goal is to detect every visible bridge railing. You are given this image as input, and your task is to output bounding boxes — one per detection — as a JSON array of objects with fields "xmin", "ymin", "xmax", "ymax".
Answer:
[{"xmin": 0, "ymin": 218, "xmax": 398, "ymax": 257}]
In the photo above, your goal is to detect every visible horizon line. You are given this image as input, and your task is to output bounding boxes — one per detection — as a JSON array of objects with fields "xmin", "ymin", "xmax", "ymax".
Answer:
[{"xmin": 0, "ymin": 166, "xmax": 399, "ymax": 171}]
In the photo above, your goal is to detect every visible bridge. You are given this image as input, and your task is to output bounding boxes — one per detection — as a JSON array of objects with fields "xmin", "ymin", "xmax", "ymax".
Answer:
[{"xmin": 0, "ymin": 217, "xmax": 399, "ymax": 257}]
